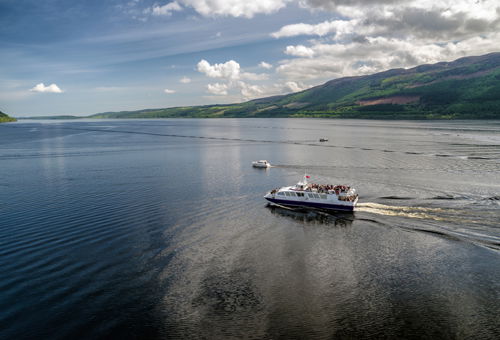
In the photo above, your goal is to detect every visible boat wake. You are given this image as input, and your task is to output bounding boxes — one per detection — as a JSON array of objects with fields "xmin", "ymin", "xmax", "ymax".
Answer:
[
  {"xmin": 356, "ymin": 202, "xmax": 470, "ymax": 223},
  {"xmin": 356, "ymin": 202, "xmax": 500, "ymax": 251}
]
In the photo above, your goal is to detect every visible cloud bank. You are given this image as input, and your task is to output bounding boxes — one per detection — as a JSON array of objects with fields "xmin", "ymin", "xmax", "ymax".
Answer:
[{"xmin": 271, "ymin": 0, "xmax": 500, "ymax": 82}]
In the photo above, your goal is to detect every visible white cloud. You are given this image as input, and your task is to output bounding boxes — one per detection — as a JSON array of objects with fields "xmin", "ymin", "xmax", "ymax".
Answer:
[
  {"xmin": 197, "ymin": 59, "xmax": 272, "ymax": 99},
  {"xmin": 180, "ymin": 76, "xmax": 191, "ymax": 83},
  {"xmin": 285, "ymin": 45, "xmax": 315, "ymax": 57},
  {"xmin": 197, "ymin": 59, "xmax": 241, "ymax": 80},
  {"xmin": 238, "ymin": 81, "xmax": 264, "ymax": 99},
  {"xmin": 196, "ymin": 59, "xmax": 266, "ymax": 81},
  {"xmin": 164, "ymin": 88, "xmax": 176, "ymax": 94},
  {"xmin": 283, "ymin": 81, "xmax": 310, "ymax": 93},
  {"xmin": 259, "ymin": 61, "xmax": 273, "ymax": 69},
  {"xmin": 30, "ymin": 83, "xmax": 63, "ymax": 93},
  {"xmin": 151, "ymin": 1, "xmax": 183, "ymax": 16},
  {"xmin": 272, "ymin": 20, "xmax": 358, "ymax": 38},
  {"xmin": 207, "ymin": 82, "xmax": 229, "ymax": 95},
  {"xmin": 179, "ymin": 0, "xmax": 289, "ymax": 18}
]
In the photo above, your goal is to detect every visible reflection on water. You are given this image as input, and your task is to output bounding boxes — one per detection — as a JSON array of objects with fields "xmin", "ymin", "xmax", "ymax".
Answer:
[
  {"xmin": 266, "ymin": 203, "xmax": 354, "ymax": 227},
  {"xmin": 0, "ymin": 119, "xmax": 499, "ymax": 339}
]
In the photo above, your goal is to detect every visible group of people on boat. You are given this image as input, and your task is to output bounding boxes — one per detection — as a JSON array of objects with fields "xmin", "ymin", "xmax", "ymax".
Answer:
[
  {"xmin": 338, "ymin": 194, "xmax": 357, "ymax": 202},
  {"xmin": 307, "ymin": 183, "xmax": 349, "ymax": 194}
]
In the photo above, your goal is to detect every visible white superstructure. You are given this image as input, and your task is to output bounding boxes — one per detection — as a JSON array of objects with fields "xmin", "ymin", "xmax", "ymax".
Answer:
[
  {"xmin": 252, "ymin": 160, "xmax": 271, "ymax": 168},
  {"xmin": 264, "ymin": 175, "xmax": 358, "ymax": 211}
]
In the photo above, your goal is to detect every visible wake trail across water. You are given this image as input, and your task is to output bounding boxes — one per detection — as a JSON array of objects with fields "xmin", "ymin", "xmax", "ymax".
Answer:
[
  {"xmin": 356, "ymin": 202, "xmax": 500, "ymax": 250},
  {"xmin": 356, "ymin": 202, "xmax": 477, "ymax": 223}
]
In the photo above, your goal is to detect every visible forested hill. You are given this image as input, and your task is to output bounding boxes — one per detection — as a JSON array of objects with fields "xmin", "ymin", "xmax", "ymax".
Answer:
[
  {"xmin": 89, "ymin": 52, "xmax": 498, "ymax": 119},
  {"xmin": 0, "ymin": 111, "xmax": 16, "ymax": 123}
]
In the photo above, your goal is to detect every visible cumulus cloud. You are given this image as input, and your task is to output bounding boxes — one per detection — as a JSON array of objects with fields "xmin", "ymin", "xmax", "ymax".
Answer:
[
  {"xmin": 197, "ymin": 59, "xmax": 267, "ymax": 81},
  {"xmin": 30, "ymin": 83, "xmax": 63, "ymax": 93},
  {"xmin": 180, "ymin": 76, "xmax": 191, "ymax": 83},
  {"xmin": 238, "ymin": 81, "xmax": 265, "ymax": 98},
  {"xmin": 283, "ymin": 81, "xmax": 310, "ymax": 93},
  {"xmin": 179, "ymin": 0, "xmax": 289, "ymax": 18},
  {"xmin": 259, "ymin": 61, "xmax": 273, "ymax": 69},
  {"xmin": 272, "ymin": 19, "xmax": 358, "ymax": 38},
  {"xmin": 151, "ymin": 1, "xmax": 183, "ymax": 16},
  {"xmin": 285, "ymin": 45, "xmax": 315, "ymax": 57},
  {"xmin": 164, "ymin": 88, "xmax": 176, "ymax": 94},
  {"xmin": 197, "ymin": 59, "xmax": 241, "ymax": 80},
  {"xmin": 299, "ymin": 0, "xmax": 411, "ymax": 12},
  {"xmin": 207, "ymin": 82, "xmax": 229, "ymax": 95},
  {"xmin": 197, "ymin": 59, "xmax": 272, "ymax": 99}
]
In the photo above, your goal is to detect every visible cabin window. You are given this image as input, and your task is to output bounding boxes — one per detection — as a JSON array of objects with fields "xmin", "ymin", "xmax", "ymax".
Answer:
[
  {"xmin": 307, "ymin": 194, "xmax": 314, "ymax": 198},
  {"xmin": 319, "ymin": 194, "xmax": 327, "ymax": 199},
  {"xmin": 278, "ymin": 192, "xmax": 284, "ymax": 196},
  {"xmin": 284, "ymin": 192, "xmax": 290, "ymax": 197},
  {"xmin": 297, "ymin": 192, "xmax": 304, "ymax": 197},
  {"xmin": 290, "ymin": 192, "xmax": 297, "ymax": 197}
]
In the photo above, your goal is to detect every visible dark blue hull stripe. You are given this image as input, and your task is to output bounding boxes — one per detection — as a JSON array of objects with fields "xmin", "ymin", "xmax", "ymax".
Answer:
[{"xmin": 265, "ymin": 198, "xmax": 355, "ymax": 211}]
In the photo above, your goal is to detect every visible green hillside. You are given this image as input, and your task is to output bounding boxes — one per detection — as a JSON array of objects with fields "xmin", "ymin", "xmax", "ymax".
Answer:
[
  {"xmin": 91, "ymin": 52, "xmax": 499, "ymax": 119},
  {"xmin": 0, "ymin": 110, "xmax": 16, "ymax": 123}
]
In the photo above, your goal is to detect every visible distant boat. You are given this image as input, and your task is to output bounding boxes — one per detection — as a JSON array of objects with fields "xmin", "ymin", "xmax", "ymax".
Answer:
[
  {"xmin": 319, "ymin": 138, "xmax": 328, "ymax": 142},
  {"xmin": 252, "ymin": 160, "xmax": 271, "ymax": 168},
  {"xmin": 264, "ymin": 175, "xmax": 358, "ymax": 211}
]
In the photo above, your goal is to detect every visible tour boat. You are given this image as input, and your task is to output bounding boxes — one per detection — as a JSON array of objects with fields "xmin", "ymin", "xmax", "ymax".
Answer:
[
  {"xmin": 264, "ymin": 175, "xmax": 358, "ymax": 211},
  {"xmin": 252, "ymin": 160, "xmax": 271, "ymax": 168},
  {"xmin": 319, "ymin": 138, "xmax": 328, "ymax": 142}
]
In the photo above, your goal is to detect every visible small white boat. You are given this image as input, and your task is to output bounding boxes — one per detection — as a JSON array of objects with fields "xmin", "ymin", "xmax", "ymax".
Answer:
[
  {"xmin": 264, "ymin": 175, "xmax": 358, "ymax": 211},
  {"xmin": 252, "ymin": 160, "xmax": 271, "ymax": 168}
]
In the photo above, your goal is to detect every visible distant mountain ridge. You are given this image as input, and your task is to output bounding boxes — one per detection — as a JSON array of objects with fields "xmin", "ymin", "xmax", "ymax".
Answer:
[
  {"xmin": 0, "ymin": 110, "xmax": 16, "ymax": 123},
  {"xmin": 35, "ymin": 53, "xmax": 500, "ymax": 120},
  {"xmin": 91, "ymin": 52, "xmax": 500, "ymax": 119}
]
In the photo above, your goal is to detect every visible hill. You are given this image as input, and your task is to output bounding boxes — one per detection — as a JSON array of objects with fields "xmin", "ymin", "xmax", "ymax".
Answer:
[
  {"xmin": 89, "ymin": 52, "xmax": 500, "ymax": 119},
  {"xmin": 18, "ymin": 115, "xmax": 80, "ymax": 120},
  {"xmin": 0, "ymin": 110, "xmax": 16, "ymax": 123}
]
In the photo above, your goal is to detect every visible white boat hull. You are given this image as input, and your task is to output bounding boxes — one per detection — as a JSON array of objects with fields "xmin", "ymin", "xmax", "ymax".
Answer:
[
  {"xmin": 252, "ymin": 162, "xmax": 270, "ymax": 168},
  {"xmin": 265, "ymin": 195, "xmax": 356, "ymax": 211},
  {"xmin": 264, "ymin": 177, "xmax": 358, "ymax": 212}
]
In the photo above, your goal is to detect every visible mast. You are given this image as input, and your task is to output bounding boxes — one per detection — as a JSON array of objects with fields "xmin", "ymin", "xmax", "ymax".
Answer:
[{"xmin": 297, "ymin": 173, "xmax": 310, "ymax": 188}]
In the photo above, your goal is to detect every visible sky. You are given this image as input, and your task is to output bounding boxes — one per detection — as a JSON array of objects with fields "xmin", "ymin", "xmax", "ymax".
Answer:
[{"xmin": 1, "ymin": 0, "xmax": 499, "ymax": 117}]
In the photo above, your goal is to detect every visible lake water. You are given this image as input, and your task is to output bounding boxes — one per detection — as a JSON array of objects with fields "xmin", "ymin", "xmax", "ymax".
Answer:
[{"xmin": 1, "ymin": 119, "xmax": 499, "ymax": 339}]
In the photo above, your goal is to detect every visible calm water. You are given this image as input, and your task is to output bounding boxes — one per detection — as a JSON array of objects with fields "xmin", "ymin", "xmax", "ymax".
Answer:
[{"xmin": 0, "ymin": 119, "xmax": 499, "ymax": 339}]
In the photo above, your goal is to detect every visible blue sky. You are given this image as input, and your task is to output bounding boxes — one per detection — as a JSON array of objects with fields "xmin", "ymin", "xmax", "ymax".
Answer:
[{"xmin": 1, "ymin": 0, "xmax": 499, "ymax": 116}]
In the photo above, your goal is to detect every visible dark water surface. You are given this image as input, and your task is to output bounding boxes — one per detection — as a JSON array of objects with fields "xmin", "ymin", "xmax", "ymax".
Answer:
[{"xmin": 1, "ymin": 119, "xmax": 499, "ymax": 339}]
